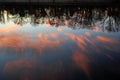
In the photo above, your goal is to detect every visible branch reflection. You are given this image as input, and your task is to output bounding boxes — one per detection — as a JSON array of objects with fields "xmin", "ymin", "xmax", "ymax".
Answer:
[{"xmin": 0, "ymin": 7, "xmax": 120, "ymax": 32}]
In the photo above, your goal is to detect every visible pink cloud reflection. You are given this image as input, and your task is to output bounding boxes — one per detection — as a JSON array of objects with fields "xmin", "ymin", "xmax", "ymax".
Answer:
[{"xmin": 72, "ymin": 51, "xmax": 90, "ymax": 78}]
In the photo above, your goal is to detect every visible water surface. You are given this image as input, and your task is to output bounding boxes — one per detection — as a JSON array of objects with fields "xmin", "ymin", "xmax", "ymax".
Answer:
[{"xmin": 0, "ymin": 21, "xmax": 120, "ymax": 80}]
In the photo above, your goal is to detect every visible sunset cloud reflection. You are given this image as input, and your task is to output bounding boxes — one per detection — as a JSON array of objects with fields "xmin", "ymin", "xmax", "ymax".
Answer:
[{"xmin": 0, "ymin": 24, "xmax": 120, "ymax": 80}]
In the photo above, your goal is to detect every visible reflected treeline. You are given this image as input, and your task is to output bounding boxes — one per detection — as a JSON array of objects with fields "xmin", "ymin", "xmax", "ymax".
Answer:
[{"xmin": 0, "ymin": 7, "xmax": 120, "ymax": 32}]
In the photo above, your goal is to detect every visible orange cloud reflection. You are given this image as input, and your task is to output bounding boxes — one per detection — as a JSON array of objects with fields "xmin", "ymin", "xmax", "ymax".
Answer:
[
  {"xmin": 96, "ymin": 36, "xmax": 115, "ymax": 43},
  {"xmin": 65, "ymin": 33, "xmax": 87, "ymax": 51},
  {"xmin": 3, "ymin": 57, "xmax": 37, "ymax": 80},
  {"xmin": 0, "ymin": 28, "xmax": 62, "ymax": 53},
  {"xmin": 85, "ymin": 32, "xmax": 91, "ymax": 37},
  {"xmin": 57, "ymin": 27, "xmax": 62, "ymax": 32},
  {"xmin": 0, "ymin": 24, "xmax": 20, "ymax": 33},
  {"xmin": 72, "ymin": 51, "xmax": 90, "ymax": 78}
]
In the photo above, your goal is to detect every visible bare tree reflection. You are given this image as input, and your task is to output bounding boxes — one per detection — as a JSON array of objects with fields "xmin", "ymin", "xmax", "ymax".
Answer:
[{"xmin": 0, "ymin": 7, "xmax": 120, "ymax": 32}]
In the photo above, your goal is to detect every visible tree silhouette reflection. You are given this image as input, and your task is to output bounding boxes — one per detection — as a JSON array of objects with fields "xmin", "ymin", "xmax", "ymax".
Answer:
[{"xmin": 0, "ymin": 7, "xmax": 120, "ymax": 32}]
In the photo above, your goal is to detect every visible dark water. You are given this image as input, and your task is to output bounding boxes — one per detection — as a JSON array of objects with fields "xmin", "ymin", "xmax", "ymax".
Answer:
[{"xmin": 0, "ymin": 21, "xmax": 120, "ymax": 80}]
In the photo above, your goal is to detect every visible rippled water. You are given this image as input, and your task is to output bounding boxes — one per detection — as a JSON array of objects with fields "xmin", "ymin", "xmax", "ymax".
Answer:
[{"xmin": 0, "ymin": 22, "xmax": 120, "ymax": 80}]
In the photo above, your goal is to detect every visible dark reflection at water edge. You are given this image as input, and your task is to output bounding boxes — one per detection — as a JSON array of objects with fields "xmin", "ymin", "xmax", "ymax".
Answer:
[{"xmin": 0, "ymin": 7, "xmax": 120, "ymax": 32}]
